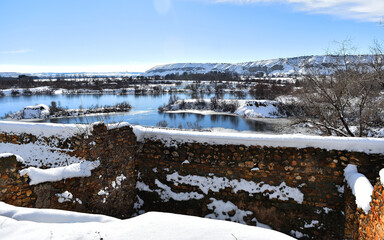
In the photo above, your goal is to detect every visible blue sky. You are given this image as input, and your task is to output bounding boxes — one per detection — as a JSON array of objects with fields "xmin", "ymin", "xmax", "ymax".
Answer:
[{"xmin": 0, "ymin": 0, "xmax": 383, "ymax": 72}]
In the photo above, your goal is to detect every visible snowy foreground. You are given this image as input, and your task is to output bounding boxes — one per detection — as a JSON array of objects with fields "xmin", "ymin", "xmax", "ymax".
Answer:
[{"xmin": 0, "ymin": 202, "xmax": 294, "ymax": 240}]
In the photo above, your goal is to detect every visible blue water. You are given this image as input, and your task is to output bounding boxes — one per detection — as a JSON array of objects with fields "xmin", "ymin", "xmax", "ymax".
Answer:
[{"xmin": 0, "ymin": 93, "xmax": 278, "ymax": 132}]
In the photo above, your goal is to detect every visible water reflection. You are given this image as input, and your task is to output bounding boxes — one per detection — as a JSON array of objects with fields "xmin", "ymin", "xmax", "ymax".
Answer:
[{"xmin": 0, "ymin": 92, "xmax": 279, "ymax": 132}]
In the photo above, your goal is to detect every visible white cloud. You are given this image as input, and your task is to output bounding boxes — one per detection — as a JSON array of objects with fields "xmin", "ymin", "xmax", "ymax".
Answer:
[
  {"xmin": 212, "ymin": 0, "xmax": 384, "ymax": 22},
  {"xmin": 154, "ymin": 0, "xmax": 172, "ymax": 15},
  {"xmin": 2, "ymin": 49, "xmax": 32, "ymax": 54}
]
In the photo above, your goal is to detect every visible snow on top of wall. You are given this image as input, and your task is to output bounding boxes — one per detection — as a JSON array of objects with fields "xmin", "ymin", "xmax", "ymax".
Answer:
[
  {"xmin": 380, "ymin": 169, "xmax": 384, "ymax": 186},
  {"xmin": 1, "ymin": 121, "xmax": 383, "ymax": 154},
  {"xmin": 0, "ymin": 142, "xmax": 83, "ymax": 168},
  {"xmin": 19, "ymin": 160, "xmax": 100, "ymax": 185},
  {"xmin": 0, "ymin": 121, "xmax": 85, "ymax": 139},
  {"xmin": 344, "ymin": 164, "xmax": 373, "ymax": 213},
  {"xmin": 0, "ymin": 201, "xmax": 117, "ymax": 223},
  {"xmin": 132, "ymin": 125, "xmax": 384, "ymax": 154},
  {"xmin": 0, "ymin": 205, "xmax": 295, "ymax": 240},
  {"xmin": 0, "ymin": 153, "xmax": 24, "ymax": 162}
]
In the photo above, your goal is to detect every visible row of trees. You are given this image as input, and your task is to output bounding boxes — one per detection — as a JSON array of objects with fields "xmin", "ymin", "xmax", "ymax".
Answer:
[{"xmin": 164, "ymin": 71, "xmax": 240, "ymax": 81}]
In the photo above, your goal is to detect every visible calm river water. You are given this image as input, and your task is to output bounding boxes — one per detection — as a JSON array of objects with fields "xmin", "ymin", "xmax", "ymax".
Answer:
[{"xmin": 0, "ymin": 93, "xmax": 293, "ymax": 133}]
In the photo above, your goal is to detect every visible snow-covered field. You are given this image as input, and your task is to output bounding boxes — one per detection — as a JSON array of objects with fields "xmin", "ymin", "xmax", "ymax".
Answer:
[{"xmin": 0, "ymin": 202, "xmax": 295, "ymax": 240}]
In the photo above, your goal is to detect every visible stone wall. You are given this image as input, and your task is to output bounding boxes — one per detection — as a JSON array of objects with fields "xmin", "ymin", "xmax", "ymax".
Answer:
[
  {"xmin": 0, "ymin": 155, "xmax": 34, "ymax": 207},
  {"xmin": 355, "ymin": 181, "xmax": 384, "ymax": 239},
  {"xmin": 1, "ymin": 123, "xmax": 384, "ymax": 239},
  {"xmin": 134, "ymin": 138, "xmax": 384, "ymax": 239},
  {"xmin": 0, "ymin": 123, "xmax": 137, "ymax": 218}
]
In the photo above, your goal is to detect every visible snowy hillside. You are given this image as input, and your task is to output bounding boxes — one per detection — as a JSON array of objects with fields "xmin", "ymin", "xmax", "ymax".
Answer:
[{"xmin": 144, "ymin": 55, "xmax": 373, "ymax": 77}]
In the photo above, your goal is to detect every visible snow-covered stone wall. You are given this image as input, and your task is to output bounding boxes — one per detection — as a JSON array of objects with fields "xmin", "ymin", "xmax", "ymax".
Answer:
[
  {"xmin": 0, "ymin": 123, "xmax": 137, "ymax": 218},
  {"xmin": 1, "ymin": 122, "xmax": 384, "ymax": 239}
]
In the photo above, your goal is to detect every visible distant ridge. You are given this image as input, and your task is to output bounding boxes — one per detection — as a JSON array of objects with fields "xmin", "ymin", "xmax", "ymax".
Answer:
[
  {"xmin": 144, "ymin": 55, "xmax": 373, "ymax": 77},
  {"xmin": 0, "ymin": 72, "xmax": 142, "ymax": 78}
]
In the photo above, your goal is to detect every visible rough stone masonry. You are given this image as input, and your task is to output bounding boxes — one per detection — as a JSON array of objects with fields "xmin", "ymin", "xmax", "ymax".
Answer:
[{"xmin": 1, "ymin": 123, "xmax": 383, "ymax": 239}]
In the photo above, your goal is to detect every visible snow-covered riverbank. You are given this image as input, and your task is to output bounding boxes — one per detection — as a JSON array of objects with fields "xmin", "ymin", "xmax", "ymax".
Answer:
[{"xmin": 160, "ymin": 99, "xmax": 283, "ymax": 119}]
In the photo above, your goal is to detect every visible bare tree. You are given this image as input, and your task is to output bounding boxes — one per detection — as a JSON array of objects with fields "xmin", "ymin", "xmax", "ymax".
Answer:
[
  {"xmin": 295, "ymin": 41, "xmax": 384, "ymax": 137},
  {"xmin": 370, "ymin": 40, "xmax": 384, "ymax": 88}
]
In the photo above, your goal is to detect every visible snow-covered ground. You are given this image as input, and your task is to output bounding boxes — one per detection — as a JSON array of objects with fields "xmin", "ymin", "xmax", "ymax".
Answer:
[{"xmin": 0, "ymin": 202, "xmax": 295, "ymax": 240}]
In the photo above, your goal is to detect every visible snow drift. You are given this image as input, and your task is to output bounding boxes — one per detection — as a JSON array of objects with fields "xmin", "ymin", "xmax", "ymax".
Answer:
[{"xmin": 0, "ymin": 202, "xmax": 295, "ymax": 240}]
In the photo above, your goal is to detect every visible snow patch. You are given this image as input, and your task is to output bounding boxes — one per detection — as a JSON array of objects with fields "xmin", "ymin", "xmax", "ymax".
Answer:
[
  {"xmin": 154, "ymin": 179, "xmax": 204, "ymax": 202},
  {"xmin": 304, "ymin": 220, "xmax": 319, "ymax": 228},
  {"xmin": 134, "ymin": 196, "xmax": 144, "ymax": 210},
  {"xmin": 205, "ymin": 198, "xmax": 253, "ymax": 224},
  {"xmin": 323, "ymin": 207, "xmax": 333, "ymax": 214},
  {"xmin": 98, "ymin": 189, "xmax": 109, "ymax": 196},
  {"xmin": 112, "ymin": 174, "xmax": 127, "ymax": 189},
  {"xmin": 56, "ymin": 191, "xmax": 73, "ymax": 203},
  {"xmin": 290, "ymin": 230, "xmax": 308, "ymax": 238},
  {"xmin": 234, "ymin": 100, "xmax": 279, "ymax": 118},
  {"xmin": 167, "ymin": 172, "xmax": 304, "ymax": 204},
  {"xmin": 136, "ymin": 181, "xmax": 153, "ymax": 192}
]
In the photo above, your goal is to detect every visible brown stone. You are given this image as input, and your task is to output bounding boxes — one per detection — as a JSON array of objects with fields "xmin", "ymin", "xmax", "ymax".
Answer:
[
  {"xmin": 245, "ymin": 161, "xmax": 254, "ymax": 168},
  {"xmin": 26, "ymin": 190, "xmax": 33, "ymax": 197},
  {"xmin": 309, "ymin": 176, "xmax": 316, "ymax": 182},
  {"xmin": 329, "ymin": 162, "xmax": 336, "ymax": 168},
  {"xmin": 238, "ymin": 162, "xmax": 245, "ymax": 167}
]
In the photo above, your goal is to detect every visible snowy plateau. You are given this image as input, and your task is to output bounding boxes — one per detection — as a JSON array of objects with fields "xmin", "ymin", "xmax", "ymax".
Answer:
[{"xmin": 143, "ymin": 55, "xmax": 373, "ymax": 77}]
